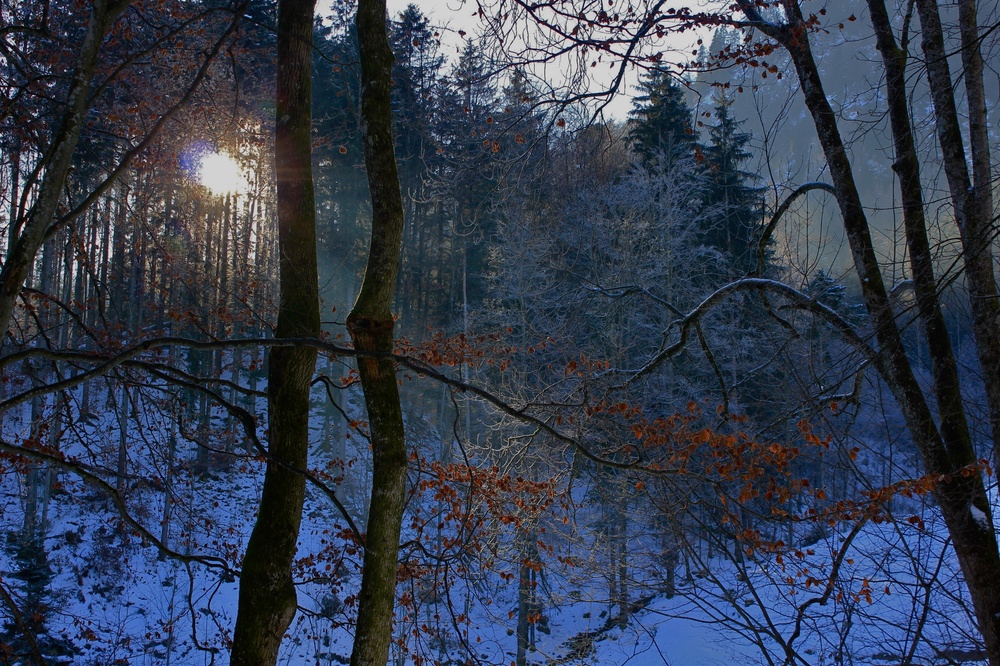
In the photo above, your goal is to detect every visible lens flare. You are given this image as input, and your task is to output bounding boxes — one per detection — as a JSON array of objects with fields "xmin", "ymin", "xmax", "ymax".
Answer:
[{"xmin": 198, "ymin": 152, "xmax": 243, "ymax": 195}]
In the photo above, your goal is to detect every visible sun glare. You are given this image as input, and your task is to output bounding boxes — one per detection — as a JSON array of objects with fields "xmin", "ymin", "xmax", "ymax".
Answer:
[{"xmin": 198, "ymin": 152, "xmax": 243, "ymax": 195}]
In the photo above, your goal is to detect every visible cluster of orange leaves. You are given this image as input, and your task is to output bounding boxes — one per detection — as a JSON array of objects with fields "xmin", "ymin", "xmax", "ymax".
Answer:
[{"xmin": 395, "ymin": 330, "xmax": 527, "ymax": 372}]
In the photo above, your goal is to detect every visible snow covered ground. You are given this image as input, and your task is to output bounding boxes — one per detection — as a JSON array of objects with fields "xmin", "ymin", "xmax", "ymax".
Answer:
[{"xmin": 0, "ymin": 372, "xmax": 993, "ymax": 665}]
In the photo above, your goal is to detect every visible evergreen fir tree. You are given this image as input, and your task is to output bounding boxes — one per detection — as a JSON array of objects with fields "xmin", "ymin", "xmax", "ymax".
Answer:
[
  {"xmin": 2, "ymin": 534, "xmax": 76, "ymax": 663},
  {"xmin": 388, "ymin": 5, "xmax": 452, "ymax": 326},
  {"xmin": 436, "ymin": 39, "xmax": 502, "ymax": 308},
  {"xmin": 627, "ymin": 70, "xmax": 698, "ymax": 173},
  {"xmin": 807, "ymin": 270, "xmax": 866, "ymax": 323},
  {"xmin": 498, "ymin": 69, "xmax": 548, "ymax": 194},
  {"xmin": 311, "ymin": 18, "xmax": 369, "ymax": 310},
  {"xmin": 389, "ymin": 4, "xmax": 444, "ymax": 170},
  {"xmin": 700, "ymin": 92, "xmax": 764, "ymax": 275}
]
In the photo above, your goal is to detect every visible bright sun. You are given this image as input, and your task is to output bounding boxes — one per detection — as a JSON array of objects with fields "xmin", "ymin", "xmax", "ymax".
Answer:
[{"xmin": 198, "ymin": 152, "xmax": 243, "ymax": 195}]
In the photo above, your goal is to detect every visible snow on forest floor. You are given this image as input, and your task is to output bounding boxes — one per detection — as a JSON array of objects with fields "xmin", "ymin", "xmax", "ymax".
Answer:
[
  {"xmin": 4, "ymin": 465, "xmax": 992, "ymax": 666},
  {"xmin": 0, "ymin": 387, "xmax": 993, "ymax": 666}
]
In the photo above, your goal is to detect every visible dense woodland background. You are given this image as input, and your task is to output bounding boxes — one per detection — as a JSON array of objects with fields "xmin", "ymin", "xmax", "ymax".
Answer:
[{"xmin": 0, "ymin": 0, "xmax": 998, "ymax": 663}]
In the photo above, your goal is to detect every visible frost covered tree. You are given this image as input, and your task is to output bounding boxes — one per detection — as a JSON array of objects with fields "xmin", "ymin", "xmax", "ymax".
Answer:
[{"xmin": 476, "ymin": 0, "xmax": 1000, "ymax": 660}]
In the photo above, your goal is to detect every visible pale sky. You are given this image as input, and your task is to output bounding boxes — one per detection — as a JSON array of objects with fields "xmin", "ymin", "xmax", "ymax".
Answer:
[
  {"xmin": 380, "ymin": 0, "xmax": 693, "ymax": 120},
  {"xmin": 385, "ymin": 0, "xmax": 476, "ymax": 31}
]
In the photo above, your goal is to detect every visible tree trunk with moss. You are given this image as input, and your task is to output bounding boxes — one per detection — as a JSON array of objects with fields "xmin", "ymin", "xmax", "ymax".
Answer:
[
  {"xmin": 230, "ymin": 0, "xmax": 319, "ymax": 662},
  {"xmin": 348, "ymin": 1, "xmax": 408, "ymax": 665}
]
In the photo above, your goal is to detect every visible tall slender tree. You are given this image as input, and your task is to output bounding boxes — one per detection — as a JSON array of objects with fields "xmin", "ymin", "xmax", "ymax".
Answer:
[
  {"xmin": 731, "ymin": 2, "xmax": 1000, "ymax": 661},
  {"xmin": 0, "ymin": 0, "xmax": 130, "ymax": 340},
  {"xmin": 390, "ymin": 4, "xmax": 448, "ymax": 327},
  {"xmin": 911, "ymin": 0, "xmax": 1000, "ymax": 462},
  {"xmin": 347, "ymin": 0, "xmax": 408, "ymax": 664},
  {"xmin": 230, "ymin": 0, "xmax": 320, "ymax": 662},
  {"xmin": 436, "ymin": 39, "xmax": 502, "ymax": 308}
]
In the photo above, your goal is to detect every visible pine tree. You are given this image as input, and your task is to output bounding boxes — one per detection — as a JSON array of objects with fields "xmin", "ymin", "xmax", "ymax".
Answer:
[
  {"xmin": 312, "ymin": 17, "xmax": 369, "ymax": 308},
  {"xmin": 700, "ymin": 93, "xmax": 764, "ymax": 275},
  {"xmin": 2, "ymin": 534, "xmax": 76, "ymax": 663},
  {"xmin": 389, "ymin": 4, "xmax": 443, "ymax": 170},
  {"xmin": 389, "ymin": 4, "xmax": 450, "ymax": 326},
  {"xmin": 627, "ymin": 70, "xmax": 697, "ymax": 173}
]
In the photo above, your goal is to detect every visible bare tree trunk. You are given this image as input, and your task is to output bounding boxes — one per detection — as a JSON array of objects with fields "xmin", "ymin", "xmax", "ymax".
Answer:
[
  {"xmin": 913, "ymin": 0, "xmax": 1000, "ymax": 461},
  {"xmin": 23, "ymin": 241, "xmax": 57, "ymax": 539},
  {"xmin": 194, "ymin": 384, "xmax": 210, "ymax": 473},
  {"xmin": 515, "ymin": 527, "xmax": 541, "ymax": 666},
  {"xmin": 230, "ymin": 0, "xmax": 319, "ymax": 661},
  {"xmin": 0, "ymin": 0, "xmax": 129, "ymax": 341},
  {"xmin": 617, "ymin": 513, "xmax": 628, "ymax": 628},
  {"xmin": 732, "ymin": 3, "xmax": 1000, "ymax": 662},
  {"xmin": 109, "ymin": 183, "xmax": 128, "ymax": 317},
  {"xmin": 24, "ymin": 367, "xmax": 46, "ymax": 539},
  {"xmin": 348, "ymin": 1, "xmax": 408, "ymax": 664},
  {"xmin": 97, "ymin": 195, "xmax": 112, "ymax": 321},
  {"xmin": 956, "ymin": 0, "xmax": 994, "ymax": 244},
  {"xmin": 866, "ymin": 0, "xmax": 974, "ymax": 498},
  {"xmin": 6, "ymin": 141, "xmax": 20, "ymax": 256},
  {"xmin": 116, "ymin": 384, "xmax": 130, "ymax": 498},
  {"xmin": 159, "ymin": 407, "xmax": 177, "ymax": 560}
]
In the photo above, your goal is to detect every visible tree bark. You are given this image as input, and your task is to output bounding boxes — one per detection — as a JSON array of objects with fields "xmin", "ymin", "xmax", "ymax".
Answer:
[
  {"xmin": 230, "ymin": 0, "xmax": 319, "ymax": 662},
  {"xmin": 348, "ymin": 1, "xmax": 408, "ymax": 665},
  {"xmin": 736, "ymin": 2, "xmax": 1000, "ymax": 662},
  {"xmin": 912, "ymin": 0, "xmax": 1000, "ymax": 462},
  {"xmin": 516, "ymin": 531, "xmax": 531, "ymax": 666},
  {"xmin": 866, "ymin": 0, "xmax": 973, "ymax": 491}
]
